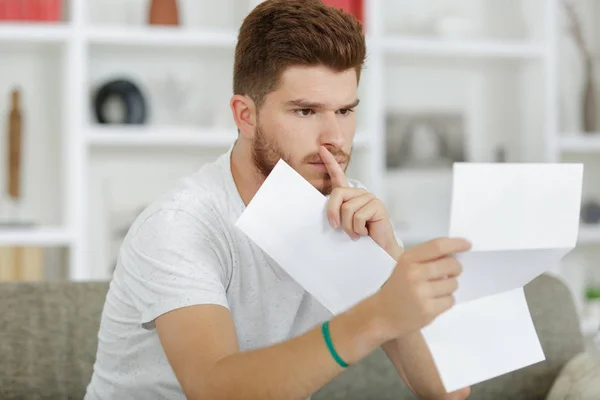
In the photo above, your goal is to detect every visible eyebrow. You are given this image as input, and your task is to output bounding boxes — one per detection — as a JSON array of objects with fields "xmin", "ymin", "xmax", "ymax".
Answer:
[{"xmin": 284, "ymin": 98, "xmax": 360, "ymax": 110}]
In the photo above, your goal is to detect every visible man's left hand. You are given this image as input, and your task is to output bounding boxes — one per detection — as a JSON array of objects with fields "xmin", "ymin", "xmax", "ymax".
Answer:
[{"xmin": 320, "ymin": 146, "xmax": 403, "ymax": 260}]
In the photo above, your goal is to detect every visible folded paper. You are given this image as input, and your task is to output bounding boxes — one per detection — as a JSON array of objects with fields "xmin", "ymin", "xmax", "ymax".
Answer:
[
  {"xmin": 422, "ymin": 162, "xmax": 582, "ymax": 391},
  {"xmin": 235, "ymin": 159, "xmax": 583, "ymax": 392}
]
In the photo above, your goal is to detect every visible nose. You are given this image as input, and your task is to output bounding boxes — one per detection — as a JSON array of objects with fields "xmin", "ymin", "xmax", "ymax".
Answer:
[{"xmin": 318, "ymin": 113, "xmax": 345, "ymax": 149}]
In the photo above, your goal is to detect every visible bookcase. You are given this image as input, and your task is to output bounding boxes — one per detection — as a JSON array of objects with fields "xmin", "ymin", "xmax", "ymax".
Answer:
[{"xmin": 1, "ymin": 0, "xmax": 599, "ymax": 337}]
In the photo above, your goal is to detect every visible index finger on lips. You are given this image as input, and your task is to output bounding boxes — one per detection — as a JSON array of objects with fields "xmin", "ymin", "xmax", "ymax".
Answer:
[
  {"xmin": 319, "ymin": 146, "xmax": 348, "ymax": 188},
  {"xmin": 402, "ymin": 237, "xmax": 471, "ymax": 264}
]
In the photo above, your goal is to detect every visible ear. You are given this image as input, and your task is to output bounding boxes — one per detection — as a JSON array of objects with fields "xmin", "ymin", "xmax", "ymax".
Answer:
[{"xmin": 230, "ymin": 94, "xmax": 257, "ymax": 139}]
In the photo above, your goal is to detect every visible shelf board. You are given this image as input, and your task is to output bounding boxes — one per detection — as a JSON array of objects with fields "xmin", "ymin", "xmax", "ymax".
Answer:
[
  {"xmin": 560, "ymin": 133, "xmax": 600, "ymax": 152},
  {"xmin": 85, "ymin": 26, "xmax": 237, "ymax": 48},
  {"xmin": 88, "ymin": 126, "xmax": 238, "ymax": 147},
  {"xmin": 0, "ymin": 22, "xmax": 71, "ymax": 43},
  {"xmin": 87, "ymin": 126, "xmax": 371, "ymax": 148},
  {"xmin": 382, "ymin": 37, "xmax": 544, "ymax": 59},
  {"xmin": 0, "ymin": 226, "xmax": 72, "ymax": 247}
]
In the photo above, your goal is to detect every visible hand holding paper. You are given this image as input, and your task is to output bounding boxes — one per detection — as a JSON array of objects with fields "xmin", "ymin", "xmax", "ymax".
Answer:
[{"xmin": 235, "ymin": 159, "xmax": 583, "ymax": 393}]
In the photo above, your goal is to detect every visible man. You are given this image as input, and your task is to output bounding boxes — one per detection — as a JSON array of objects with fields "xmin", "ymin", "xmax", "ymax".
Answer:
[{"xmin": 85, "ymin": 1, "xmax": 471, "ymax": 399}]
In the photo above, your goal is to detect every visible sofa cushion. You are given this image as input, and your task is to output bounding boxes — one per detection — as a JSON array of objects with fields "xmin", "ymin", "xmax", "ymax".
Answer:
[
  {"xmin": 545, "ymin": 352, "xmax": 600, "ymax": 400},
  {"xmin": 0, "ymin": 281, "xmax": 110, "ymax": 400}
]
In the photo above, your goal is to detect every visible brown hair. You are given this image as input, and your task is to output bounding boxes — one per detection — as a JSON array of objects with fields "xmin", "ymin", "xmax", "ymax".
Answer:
[{"xmin": 233, "ymin": 0, "xmax": 366, "ymax": 109}]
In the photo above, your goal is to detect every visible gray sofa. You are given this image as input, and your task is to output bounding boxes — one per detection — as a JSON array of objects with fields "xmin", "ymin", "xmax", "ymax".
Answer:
[{"xmin": 0, "ymin": 273, "xmax": 596, "ymax": 399}]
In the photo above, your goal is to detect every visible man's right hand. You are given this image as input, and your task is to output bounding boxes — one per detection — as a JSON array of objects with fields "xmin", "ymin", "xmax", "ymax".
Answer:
[{"xmin": 374, "ymin": 238, "xmax": 471, "ymax": 339}]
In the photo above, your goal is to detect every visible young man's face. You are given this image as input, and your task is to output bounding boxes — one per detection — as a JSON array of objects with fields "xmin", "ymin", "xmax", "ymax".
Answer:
[{"xmin": 251, "ymin": 65, "xmax": 358, "ymax": 195}]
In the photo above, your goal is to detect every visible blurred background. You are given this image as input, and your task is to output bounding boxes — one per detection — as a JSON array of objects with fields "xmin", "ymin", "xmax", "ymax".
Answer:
[{"xmin": 0, "ymin": 0, "xmax": 599, "ymax": 348}]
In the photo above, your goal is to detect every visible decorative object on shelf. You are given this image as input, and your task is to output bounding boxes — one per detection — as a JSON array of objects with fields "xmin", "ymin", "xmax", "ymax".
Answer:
[
  {"xmin": 321, "ymin": 0, "xmax": 363, "ymax": 23},
  {"xmin": 7, "ymin": 88, "xmax": 22, "ymax": 203},
  {"xmin": 0, "ymin": 247, "xmax": 16, "ymax": 281},
  {"xmin": 0, "ymin": 0, "xmax": 62, "ymax": 21},
  {"xmin": 581, "ymin": 200, "xmax": 600, "ymax": 224},
  {"xmin": 385, "ymin": 111, "xmax": 466, "ymax": 170},
  {"xmin": 149, "ymin": 0, "xmax": 179, "ymax": 26},
  {"xmin": 1, "ymin": 88, "xmax": 33, "ymax": 228},
  {"xmin": 152, "ymin": 72, "xmax": 195, "ymax": 125},
  {"xmin": 0, "ymin": 247, "xmax": 45, "ymax": 282},
  {"xmin": 563, "ymin": 0, "xmax": 597, "ymax": 133},
  {"xmin": 93, "ymin": 79, "xmax": 148, "ymax": 125}
]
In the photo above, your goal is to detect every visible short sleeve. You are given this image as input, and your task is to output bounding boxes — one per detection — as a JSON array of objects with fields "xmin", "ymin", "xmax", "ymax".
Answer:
[{"xmin": 120, "ymin": 208, "xmax": 231, "ymax": 329}]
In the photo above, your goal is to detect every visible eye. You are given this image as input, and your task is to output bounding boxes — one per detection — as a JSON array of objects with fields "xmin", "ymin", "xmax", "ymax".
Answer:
[
  {"xmin": 337, "ymin": 109, "xmax": 354, "ymax": 116},
  {"xmin": 294, "ymin": 109, "xmax": 314, "ymax": 117}
]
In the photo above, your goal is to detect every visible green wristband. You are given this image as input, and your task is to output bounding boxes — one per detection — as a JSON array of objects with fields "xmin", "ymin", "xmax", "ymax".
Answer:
[{"xmin": 321, "ymin": 321, "xmax": 349, "ymax": 368}]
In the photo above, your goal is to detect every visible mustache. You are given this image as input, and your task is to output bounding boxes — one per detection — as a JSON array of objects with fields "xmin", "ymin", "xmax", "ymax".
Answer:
[{"xmin": 302, "ymin": 147, "xmax": 350, "ymax": 164}]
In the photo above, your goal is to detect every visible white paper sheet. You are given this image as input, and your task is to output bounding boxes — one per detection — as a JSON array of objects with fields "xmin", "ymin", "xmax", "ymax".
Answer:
[
  {"xmin": 235, "ymin": 159, "xmax": 397, "ymax": 315},
  {"xmin": 422, "ymin": 162, "xmax": 583, "ymax": 392},
  {"xmin": 449, "ymin": 163, "xmax": 582, "ymax": 251},
  {"xmin": 235, "ymin": 159, "xmax": 583, "ymax": 393},
  {"xmin": 422, "ymin": 287, "xmax": 544, "ymax": 392}
]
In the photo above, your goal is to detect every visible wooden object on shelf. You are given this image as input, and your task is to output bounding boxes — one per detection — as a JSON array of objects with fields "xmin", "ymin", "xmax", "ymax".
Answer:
[
  {"xmin": 0, "ymin": 247, "xmax": 44, "ymax": 281},
  {"xmin": 15, "ymin": 247, "xmax": 45, "ymax": 281},
  {"xmin": 149, "ymin": 0, "xmax": 179, "ymax": 26},
  {"xmin": 7, "ymin": 88, "xmax": 22, "ymax": 201},
  {"xmin": 0, "ymin": 247, "xmax": 17, "ymax": 281}
]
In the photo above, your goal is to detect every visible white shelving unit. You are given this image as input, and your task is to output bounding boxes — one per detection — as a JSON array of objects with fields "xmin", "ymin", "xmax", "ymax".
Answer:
[
  {"xmin": 3, "ymin": 0, "xmax": 597, "ymax": 294},
  {"xmin": 1, "ymin": 0, "xmax": 598, "ymax": 341}
]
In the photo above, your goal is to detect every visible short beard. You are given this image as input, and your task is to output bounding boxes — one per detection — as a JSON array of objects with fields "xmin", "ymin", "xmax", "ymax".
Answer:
[
  {"xmin": 251, "ymin": 122, "xmax": 352, "ymax": 195},
  {"xmin": 251, "ymin": 123, "xmax": 291, "ymax": 179}
]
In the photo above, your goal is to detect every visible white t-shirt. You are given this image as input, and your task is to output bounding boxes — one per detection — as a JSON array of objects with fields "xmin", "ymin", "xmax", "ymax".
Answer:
[{"xmin": 84, "ymin": 147, "xmax": 379, "ymax": 399}]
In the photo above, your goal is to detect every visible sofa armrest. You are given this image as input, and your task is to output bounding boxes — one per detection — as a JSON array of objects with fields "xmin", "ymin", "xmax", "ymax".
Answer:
[{"xmin": 546, "ymin": 351, "xmax": 600, "ymax": 400}]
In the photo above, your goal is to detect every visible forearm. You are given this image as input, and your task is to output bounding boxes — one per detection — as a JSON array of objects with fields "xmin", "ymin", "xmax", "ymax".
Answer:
[
  {"xmin": 382, "ymin": 332, "xmax": 451, "ymax": 399},
  {"xmin": 198, "ymin": 296, "xmax": 389, "ymax": 400},
  {"xmin": 382, "ymin": 242, "xmax": 457, "ymax": 399}
]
